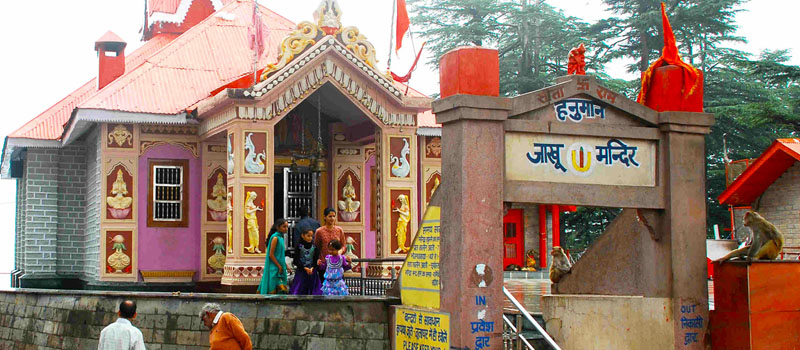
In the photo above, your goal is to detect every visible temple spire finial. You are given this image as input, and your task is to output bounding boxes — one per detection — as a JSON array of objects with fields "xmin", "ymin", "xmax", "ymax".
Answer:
[{"xmin": 314, "ymin": 0, "xmax": 342, "ymax": 35}]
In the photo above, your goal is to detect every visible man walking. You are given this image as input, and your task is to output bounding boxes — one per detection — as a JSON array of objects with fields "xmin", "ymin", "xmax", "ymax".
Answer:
[
  {"xmin": 293, "ymin": 206, "xmax": 320, "ymax": 247},
  {"xmin": 98, "ymin": 300, "xmax": 146, "ymax": 350},
  {"xmin": 199, "ymin": 303, "xmax": 252, "ymax": 350}
]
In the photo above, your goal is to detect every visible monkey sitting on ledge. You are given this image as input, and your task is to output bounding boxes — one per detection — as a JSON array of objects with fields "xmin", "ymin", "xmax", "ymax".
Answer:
[
  {"xmin": 717, "ymin": 211, "xmax": 784, "ymax": 262},
  {"xmin": 549, "ymin": 246, "xmax": 572, "ymax": 283}
]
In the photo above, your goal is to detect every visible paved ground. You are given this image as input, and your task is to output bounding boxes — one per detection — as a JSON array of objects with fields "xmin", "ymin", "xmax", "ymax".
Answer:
[{"xmin": 503, "ymin": 278, "xmax": 716, "ymax": 314}]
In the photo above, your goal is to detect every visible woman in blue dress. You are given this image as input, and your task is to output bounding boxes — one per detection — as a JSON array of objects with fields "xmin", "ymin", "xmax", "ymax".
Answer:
[
  {"xmin": 318, "ymin": 239, "xmax": 351, "ymax": 296},
  {"xmin": 258, "ymin": 218, "xmax": 289, "ymax": 294}
]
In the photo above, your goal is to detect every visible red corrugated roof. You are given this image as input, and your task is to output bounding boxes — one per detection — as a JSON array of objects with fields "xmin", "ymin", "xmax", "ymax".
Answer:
[
  {"xmin": 11, "ymin": 0, "xmax": 291, "ymax": 141},
  {"xmin": 392, "ymin": 81, "xmax": 439, "ymax": 128},
  {"xmin": 149, "ymin": 0, "xmax": 184, "ymax": 15},
  {"xmin": 79, "ymin": 1, "xmax": 292, "ymax": 115},
  {"xmin": 718, "ymin": 138, "xmax": 800, "ymax": 205},
  {"xmin": 8, "ymin": 34, "xmax": 178, "ymax": 140}
]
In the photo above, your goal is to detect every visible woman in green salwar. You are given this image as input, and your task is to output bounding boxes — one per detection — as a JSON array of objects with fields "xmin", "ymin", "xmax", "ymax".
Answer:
[{"xmin": 258, "ymin": 218, "xmax": 289, "ymax": 294}]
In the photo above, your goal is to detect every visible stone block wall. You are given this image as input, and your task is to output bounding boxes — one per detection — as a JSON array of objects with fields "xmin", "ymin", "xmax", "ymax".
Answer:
[
  {"xmin": 84, "ymin": 127, "xmax": 102, "ymax": 281},
  {"xmin": 14, "ymin": 171, "xmax": 26, "ymax": 275},
  {"xmin": 56, "ymin": 144, "xmax": 87, "ymax": 276},
  {"xmin": 22, "ymin": 148, "xmax": 60, "ymax": 277},
  {"xmin": 757, "ymin": 162, "xmax": 800, "ymax": 251},
  {"xmin": 0, "ymin": 290, "xmax": 394, "ymax": 350}
]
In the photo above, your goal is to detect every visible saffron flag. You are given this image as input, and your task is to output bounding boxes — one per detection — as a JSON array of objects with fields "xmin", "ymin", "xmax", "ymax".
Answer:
[
  {"xmin": 391, "ymin": 42, "xmax": 426, "ymax": 83},
  {"xmin": 395, "ymin": 0, "xmax": 410, "ymax": 52},
  {"xmin": 249, "ymin": 0, "xmax": 265, "ymax": 58},
  {"xmin": 636, "ymin": 2, "xmax": 701, "ymax": 106}
]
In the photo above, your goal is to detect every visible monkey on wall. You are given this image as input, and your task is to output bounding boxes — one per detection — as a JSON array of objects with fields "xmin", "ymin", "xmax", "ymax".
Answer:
[
  {"xmin": 549, "ymin": 246, "xmax": 572, "ymax": 283},
  {"xmin": 717, "ymin": 211, "xmax": 784, "ymax": 262}
]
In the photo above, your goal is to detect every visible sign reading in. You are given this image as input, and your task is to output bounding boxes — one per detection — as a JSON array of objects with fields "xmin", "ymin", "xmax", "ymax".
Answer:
[
  {"xmin": 394, "ymin": 307, "xmax": 450, "ymax": 350},
  {"xmin": 505, "ymin": 133, "xmax": 656, "ymax": 186},
  {"xmin": 399, "ymin": 205, "xmax": 441, "ymax": 309}
]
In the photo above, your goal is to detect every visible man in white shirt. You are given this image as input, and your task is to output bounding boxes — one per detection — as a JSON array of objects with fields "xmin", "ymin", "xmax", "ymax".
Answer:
[{"xmin": 98, "ymin": 300, "xmax": 146, "ymax": 350}]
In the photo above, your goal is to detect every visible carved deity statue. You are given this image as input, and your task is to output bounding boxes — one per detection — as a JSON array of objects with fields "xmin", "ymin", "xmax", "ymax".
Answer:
[
  {"xmin": 244, "ymin": 191, "xmax": 263, "ymax": 254},
  {"xmin": 393, "ymin": 194, "xmax": 411, "ymax": 254},
  {"xmin": 345, "ymin": 235, "xmax": 360, "ymax": 270},
  {"xmin": 390, "ymin": 138, "xmax": 411, "ymax": 178},
  {"xmin": 337, "ymin": 174, "xmax": 361, "ymax": 221},
  {"xmin": 226, "ymin": 192, "xmax": 233, "ymax": 254},
  {"xmin": 244, "ymin": 133, "xmax": 266, "ymax": 174},
  {"xmin": 426, "ymin": 137, "xmax": 441, "ymax": 157},
  {"xmin": 106, "ymin": 169, "xmax": 133, "ymax": 219},
  {"xmin": 567, "ymin": 43, "xmax": 586, "ymax": 75},
  {"xmin": 314, "ymin": 0, "xmax": 342, "ymax": 34},
  {"xmin": 107, "ymin": 234, "xmax": 131, "ymax": 273},
  {"xmin": 207, "ymin": 173, "xmax": 227, "ymax": 221},
  {"xmin": 208, "ymin": 236, "xmax": 227, "ymax": 274},
  {"xmin": 227, "ymin": 136, "xmax": 234, "ymax": 175}
]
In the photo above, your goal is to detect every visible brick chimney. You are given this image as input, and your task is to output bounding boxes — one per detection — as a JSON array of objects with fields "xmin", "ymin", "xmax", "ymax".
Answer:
[{"xmin": 94, "ymin": 31, "xmax": 127, "ymax": 90}]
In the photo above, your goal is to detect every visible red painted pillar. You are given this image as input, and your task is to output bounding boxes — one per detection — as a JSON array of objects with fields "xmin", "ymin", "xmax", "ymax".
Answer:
[
  {"xmin": 551, "ymin": 205, "xmax": 560, "ymax": 248},
  {"xmin": 539, "ymin": 205, "xmax": 547, "ymax": 268},
  {"xmin": 434, "ymin": 46, "xmax": 507, "ymax": 350}
]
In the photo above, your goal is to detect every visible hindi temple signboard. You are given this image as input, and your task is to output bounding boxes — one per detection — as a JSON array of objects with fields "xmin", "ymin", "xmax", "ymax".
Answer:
[
  {"xmin": 505, "ymin": 133, "xmax": 657, "ymax": 187},
  {"xmin": 399, "ymin": 204, "xmax": 442, "ymax": 309},
  {"xmin": 393, "ymin": 194, "xmax": 450, "ymax": 350},
  {"xmin": 394, "ymin": 307, "xmax": 450, "ymax": 350}
]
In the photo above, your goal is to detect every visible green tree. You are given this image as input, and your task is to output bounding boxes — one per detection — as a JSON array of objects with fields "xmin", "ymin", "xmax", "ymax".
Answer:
[{"xmin": 408, "ymin": 0, "xmax": 603, "ymax": 95}]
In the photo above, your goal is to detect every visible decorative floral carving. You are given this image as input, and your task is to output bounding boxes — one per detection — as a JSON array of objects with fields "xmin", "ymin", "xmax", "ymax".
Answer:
[
  {"xmin": 107, "ymin": 234, "xmax": 131, "ymax": 273},
  {"xmin": 108, "ymin": 125, "xmax": 133, "ymax": 147},
  {"xmin": 259, "ymin": 21, "xmax": 319, "ymax": 82},
  {"xmin": 208, "ymin": 236, "xmax": 227, "ymax": 274},
  {"xmin": 140, "ymin": 141, "xmax": 198, "ymax": 158},
  {"xmin": 140, "ymin": 124, "xmax": 198, "ymax": 135},
  {"xmin": 341, "ymin": 26, "xmax": 378, "ymax": 69}
]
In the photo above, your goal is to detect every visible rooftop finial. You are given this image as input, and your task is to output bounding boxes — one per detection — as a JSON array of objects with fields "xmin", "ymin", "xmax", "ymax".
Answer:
[{"xmin": 314, "ymin": 0, "xmax": 342, "ymax": 35}]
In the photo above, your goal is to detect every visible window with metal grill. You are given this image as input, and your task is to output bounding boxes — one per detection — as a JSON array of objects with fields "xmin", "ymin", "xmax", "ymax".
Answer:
[{"xmin": 148, "ymin": 159, "xmax": 189, "ymax": 227}]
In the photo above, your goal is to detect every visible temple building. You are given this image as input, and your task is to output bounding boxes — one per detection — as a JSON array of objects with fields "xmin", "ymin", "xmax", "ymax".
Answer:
[{"xmin": 1, "ymin": 0, "xmax": 442, "ymax": 289}]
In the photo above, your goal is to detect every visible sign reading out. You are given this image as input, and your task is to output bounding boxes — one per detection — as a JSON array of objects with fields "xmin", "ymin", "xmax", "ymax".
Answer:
[
  {"xmin": 394, "ymin": 307, "xmax": 450, "ymax": 350},
  {"xmin": 399, "ymin": 205, "xmax": 441, "ymax": 309},
  {"xmin": 505, "ymin": 133, "xmax": 656, "ymax": 187}
]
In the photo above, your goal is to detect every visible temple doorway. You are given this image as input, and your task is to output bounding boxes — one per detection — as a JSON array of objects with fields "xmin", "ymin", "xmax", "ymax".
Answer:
[{"xmin": 271, "ymin": 84, "xmax": 381, "ymax": 249}]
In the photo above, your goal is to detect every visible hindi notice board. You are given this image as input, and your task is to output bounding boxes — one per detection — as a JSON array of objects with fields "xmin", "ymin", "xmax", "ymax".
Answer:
[
  {"xmin": 394, "ymin": 306, "xmax": 450, "ymax": 350},
  {"xmin": 505, "ymin": 133, "xmax": 656, "ymax": 186},
  {"xmin": 399, "ymin": 203, "xmax": 441, "ymax": 309}
]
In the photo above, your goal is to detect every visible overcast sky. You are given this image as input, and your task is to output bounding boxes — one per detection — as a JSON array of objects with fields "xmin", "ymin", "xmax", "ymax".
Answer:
[{"xmin": 0, "ymin": 0, "xmax": 797, "ymax": 287}]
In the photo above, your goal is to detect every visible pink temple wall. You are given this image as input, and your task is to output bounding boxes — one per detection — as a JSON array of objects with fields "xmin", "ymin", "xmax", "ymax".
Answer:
[
  {"xmin": 137, "ymin": 143, "xmax": 201, "ymax": 280},
  {"xmin": 364, "ymin": 153, "xmax": 376, "ymax": 258}
]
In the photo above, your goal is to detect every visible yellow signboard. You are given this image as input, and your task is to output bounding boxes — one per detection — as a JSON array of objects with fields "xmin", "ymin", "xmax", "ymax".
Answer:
[
  {"xmin": 505, "ymin": 133, "xmax": 657, "ymax": 186},
  {"xmin": 399, "ymin": 203, "xmax": 441, "ymax": 309},
  {"xmin": 394, "ymin": 306, "xmax": 450, "ymax": 350}
]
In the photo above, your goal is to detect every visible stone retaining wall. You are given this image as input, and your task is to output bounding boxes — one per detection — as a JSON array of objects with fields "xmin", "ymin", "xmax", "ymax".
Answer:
[{"xmin": 0, "ymin": 289, "xmax": 396, "ymax": 350}]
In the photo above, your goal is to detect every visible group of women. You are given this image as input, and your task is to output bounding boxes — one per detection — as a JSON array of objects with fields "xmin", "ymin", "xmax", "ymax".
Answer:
[{"xmin": 257, "ymin": 208, "xmax": 352, "ymax": 296}]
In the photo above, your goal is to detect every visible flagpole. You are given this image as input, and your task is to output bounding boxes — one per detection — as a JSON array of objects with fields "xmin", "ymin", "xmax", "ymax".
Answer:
[
  {"xmin": 387, "ymin": 0, "xmax": 396, "ymax": 70},
  {"xmin": 253, "ymin": 0, "xmax": 259, "ymax": 85}
]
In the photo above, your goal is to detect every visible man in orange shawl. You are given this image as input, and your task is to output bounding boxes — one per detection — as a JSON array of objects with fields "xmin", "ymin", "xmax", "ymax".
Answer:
[{"xmin": 200, "ymin": 303, "xmax": 252, "ymax": 350}]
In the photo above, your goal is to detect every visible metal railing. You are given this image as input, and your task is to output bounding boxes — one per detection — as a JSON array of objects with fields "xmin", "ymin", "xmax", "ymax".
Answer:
[
  {"xmin": 344, "ymin": 257, "xmax": 405, "ymax": 296},
  {"xmin": 502, "ymin": 286, "xmax": 561, "ymax": 350}
]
